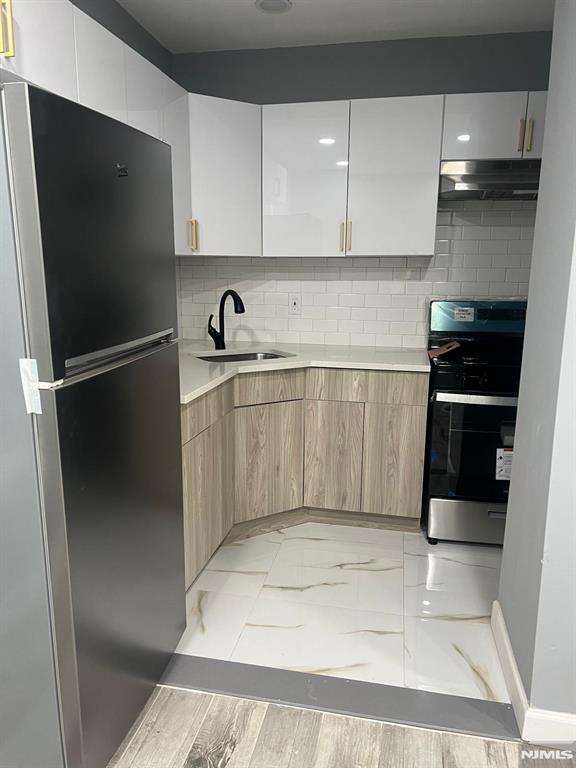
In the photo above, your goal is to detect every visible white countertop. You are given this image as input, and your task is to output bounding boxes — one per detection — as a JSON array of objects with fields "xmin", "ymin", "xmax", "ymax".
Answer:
[{"xmin": 179, "ymin": 340, "xmax": 429, "ymax": 405}]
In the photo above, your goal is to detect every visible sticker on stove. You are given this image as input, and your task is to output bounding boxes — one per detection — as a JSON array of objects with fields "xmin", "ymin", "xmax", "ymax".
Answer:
[
  {"xmin": 496, "ymin": 447, "xmax": 514, "ymax": 480},
  {"xmin": 454, "ymin": 306, "xmax": 475, "ymax": 322}
]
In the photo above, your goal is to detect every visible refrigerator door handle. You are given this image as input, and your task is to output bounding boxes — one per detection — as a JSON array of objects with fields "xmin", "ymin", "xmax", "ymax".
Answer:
[{"xmin": 65, "ymin": 328, "xmax": 174, "ymax": 373}]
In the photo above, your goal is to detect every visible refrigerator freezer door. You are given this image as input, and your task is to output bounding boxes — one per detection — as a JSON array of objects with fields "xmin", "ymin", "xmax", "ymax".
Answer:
[
  {"xmin": 26, "ymin": 86, "xmax": 177, "ymax": 379},
  {"xmin": 54, "ymin": 343, "xmax": 185, "ymax": 768}
]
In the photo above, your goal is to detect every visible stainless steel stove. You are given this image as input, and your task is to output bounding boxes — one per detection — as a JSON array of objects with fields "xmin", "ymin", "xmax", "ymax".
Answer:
[{"xmin": 423, "ymin": 300, "xmax": 527, "ymax": 545}]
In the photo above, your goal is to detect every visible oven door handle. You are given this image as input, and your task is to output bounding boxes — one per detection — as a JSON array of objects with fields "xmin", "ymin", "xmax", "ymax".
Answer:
[{"xmin": 433, "ymin": 392, "xmax": 518, "ymax": 407}]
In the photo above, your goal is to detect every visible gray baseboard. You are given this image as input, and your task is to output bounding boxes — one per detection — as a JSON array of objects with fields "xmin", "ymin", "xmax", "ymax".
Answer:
[{"xmin": 162, "ymin": 654, "xmax": 520, "ymax": 742}]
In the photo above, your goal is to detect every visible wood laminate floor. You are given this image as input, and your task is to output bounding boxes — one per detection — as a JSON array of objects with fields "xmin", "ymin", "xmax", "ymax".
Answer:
[{"xmin": 109, "ymin": 686, "xmax": 568, "ymax": 768}]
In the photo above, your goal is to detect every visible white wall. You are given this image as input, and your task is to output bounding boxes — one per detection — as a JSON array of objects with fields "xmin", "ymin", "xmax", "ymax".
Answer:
[
  {"xmin": 499, "ymin": 0, "xmax": 576, "ymax": 718},
  {"xmin": 177, "ymin": 200, "xmax": 535, "ymax": 347}
]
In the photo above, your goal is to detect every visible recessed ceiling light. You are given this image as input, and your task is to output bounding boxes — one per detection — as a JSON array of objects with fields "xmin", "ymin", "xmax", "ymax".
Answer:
[
  {"xmin": 336, "ymin": 160, "xmax": 348, "ymax": 167},
  {"xmin": 457, "ymin": 134, "xmax": 471, "ymax": 142},
  {"xmin": 319, "ymin": 137, "xmax": 335, "ymax": 145},
  {"xmin": 255, "ymin": 0, "xmax": 293, "ymax": 13}
]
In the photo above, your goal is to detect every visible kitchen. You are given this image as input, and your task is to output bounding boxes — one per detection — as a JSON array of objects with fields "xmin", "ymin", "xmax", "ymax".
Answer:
[{"xmin": 1, "ymin": 1, "xmax": 574, "ymax": 767}]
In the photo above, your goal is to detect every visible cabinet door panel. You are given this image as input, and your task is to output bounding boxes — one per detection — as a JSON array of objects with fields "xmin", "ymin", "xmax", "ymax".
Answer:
[
  {"xmin": 442, "ymin": 92, "xmax": 529, "ymax": 160},
  {"xmin": 74, "ymin": 9, "xmax": 127, "ymax": 122},
  {"xmin": 182, "ymin": 411, "xmax": 234, "ymax": 588},
  {"xmin": 125, "ymin": 47, "xmax": 164, "ymax": 138},
  {"xmin": 189, "ymin": 94, "xmax": 261, "ymax": 256},
  {"xmin": 304, "ymin": 400, "xmax": 364, "ymax": 512},
  {"xmin": 0, "ymin": 0, "xmax": 77, "ymax": 101},
  {"xmin": 524, "ymin": 91, "xmax": 547, "ymax": 159},
  {"xmin": 235, "ymin": 401, "xmax": 303, "ymax": 523},
  {"xmin": 362, "ymin": 404, "xmax": 426, "ymax": 518},
  {"xmin": 263, "ymin": 101, "xmax": 349, "ymax": 257},
  {"xmin": 162, "ymin": 94, "xmax": 193, "ymax": 255},
  {"xmin": 347, "ymin": 96, "xmax": 443, "ymax": 256}
]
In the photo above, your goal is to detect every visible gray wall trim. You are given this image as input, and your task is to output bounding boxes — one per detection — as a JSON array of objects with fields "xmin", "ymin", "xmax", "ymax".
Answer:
[
  {"xmin": 171, "ymin": 31, "xmax": 552, "ymax": 104},
  {"xmin": 70, "ymin": 0, "xmax": 173, "ymax": 76},
  {"xmin": 163, "ymin": 654, "xmax": 520, "ymax": 742}
]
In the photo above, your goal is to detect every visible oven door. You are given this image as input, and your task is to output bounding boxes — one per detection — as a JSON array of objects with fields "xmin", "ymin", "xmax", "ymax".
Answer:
[{"xmin": 428, "ymin": 392, "xmax": 518, "ymax": 503}]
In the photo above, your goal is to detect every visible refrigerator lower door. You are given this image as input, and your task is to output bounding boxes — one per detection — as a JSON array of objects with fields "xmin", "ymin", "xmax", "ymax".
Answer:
[{"xmin": 50, "ymin": 343, "xmax": 185, "ymax": 768}]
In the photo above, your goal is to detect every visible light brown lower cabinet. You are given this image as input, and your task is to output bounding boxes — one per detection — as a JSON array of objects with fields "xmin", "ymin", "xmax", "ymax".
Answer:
[
  {"xmin": 304, "ymin": 399, "xmax": 364, "ymax": 512},
  {"xmin": 361, "ymin": 403, "xmax": 427, "ymax": 518},
  {"xmin": 182, "ymin": 411, "xmax": 234, "ymax": 588},
  {"xmin": 235, "ymin": 400, "xmax": 303, "ymax": 523}
]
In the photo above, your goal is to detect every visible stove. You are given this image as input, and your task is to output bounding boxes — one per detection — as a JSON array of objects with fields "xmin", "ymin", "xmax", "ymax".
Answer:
[{"xmin": 423, "ymin": 300, "xmax": 527, "ymax": 545}]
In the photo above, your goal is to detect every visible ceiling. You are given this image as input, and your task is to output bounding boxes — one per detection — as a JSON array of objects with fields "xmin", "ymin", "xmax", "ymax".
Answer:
[{"xmin": 116, "ymin": 0, "xmax": 554, "ymax": 54}]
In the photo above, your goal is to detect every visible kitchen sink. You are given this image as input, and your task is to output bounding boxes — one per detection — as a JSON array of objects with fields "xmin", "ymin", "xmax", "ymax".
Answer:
[{"xmin": 196, "ymin": 351, "xmax": 291, "ymax": 363}]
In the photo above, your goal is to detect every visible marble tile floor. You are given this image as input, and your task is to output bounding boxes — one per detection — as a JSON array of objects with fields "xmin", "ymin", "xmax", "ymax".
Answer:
[{"xmin": 176, "ymin": 522, "xmax": 509, "ymax": 703}]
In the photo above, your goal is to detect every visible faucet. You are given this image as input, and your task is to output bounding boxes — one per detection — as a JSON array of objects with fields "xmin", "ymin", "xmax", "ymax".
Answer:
[{"xmin": 208, "ymin": 290, "xmax": 246, "ymax": 350}]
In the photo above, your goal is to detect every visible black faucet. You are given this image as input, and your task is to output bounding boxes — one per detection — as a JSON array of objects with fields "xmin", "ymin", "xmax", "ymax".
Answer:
[{"xmin": 208, "ymin": 290, "xmax": 246, "ymax": 350}]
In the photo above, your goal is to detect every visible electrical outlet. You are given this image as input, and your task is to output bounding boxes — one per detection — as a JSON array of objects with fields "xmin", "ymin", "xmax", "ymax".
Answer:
[{"xmin": 289, "ymin": 294, "xmax": 301, "ymax": 315}]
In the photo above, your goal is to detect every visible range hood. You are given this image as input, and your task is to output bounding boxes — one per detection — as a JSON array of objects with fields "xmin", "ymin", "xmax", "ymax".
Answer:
[{"xmin": 439, "ymin": 159, "xmax": 541, "ymax": 201}]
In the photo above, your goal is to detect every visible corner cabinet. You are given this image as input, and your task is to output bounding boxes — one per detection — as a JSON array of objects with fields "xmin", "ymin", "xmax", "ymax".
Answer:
[
  {"xmin": 187, "ymin": 94, "xmax": 262, "ymax": 257},
  {"xmin": 442, "ymin": 91, "xmax": 547, "ymax": 160},
  {"xmin": 346, "ymin": 95, "xmax": 443, "ymax": 256}
]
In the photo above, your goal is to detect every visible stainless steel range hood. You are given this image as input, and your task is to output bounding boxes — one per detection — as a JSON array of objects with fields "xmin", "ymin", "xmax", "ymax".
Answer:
[{"xmin": 439, "ymin": 159, "xmax": 541, "ymax": 201}]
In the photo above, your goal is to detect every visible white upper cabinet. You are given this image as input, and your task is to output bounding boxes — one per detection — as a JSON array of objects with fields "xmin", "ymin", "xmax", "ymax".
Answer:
[
  {"xmin": 188, "ymin": 93, "xmax": 261, "ymax": 257},
  {"xmin": 263, "ymin": 101, "xmax": 350, "ymax": 257},
  {"xmin": 0, "ymin": 0, "xmax": 77, "ymax": 101},
  {"xmin": 74, "ymin": 9, "xmax": 127, "ymax": 122},
  {"xmin": 347, "ymin": 95, "xmax": 443, "ymax": 257},
  {"xmin": 442, "ymin": 92, "xmax": 529, "ymax": 160},
  {"xmin": 524, "ymin": 91, "xmax": 547, "ymax": 158},
  {"xmin": 125, "ymin": 47, "xmax": 166, "ymax": 138},
  {"xmin": 161, "ymin": 93, "xmax": 193, "ymax": 255}
]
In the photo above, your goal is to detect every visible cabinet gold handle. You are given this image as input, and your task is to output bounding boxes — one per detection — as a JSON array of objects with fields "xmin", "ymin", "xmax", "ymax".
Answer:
[
  {"xmin": 192, "ymin": 219, "xmax": 199, "ymax": 251},
  {"xmin": 517, "ymin": 118, "xmax": 526, "ymax": 153},
  {"xmin": 339, "ymin": 222, "xmax": 345, "ymax": 252},
  {"xmin": 0, "ymin": 0, "xmax": 15, "ymax": 58},
  {"xmin": 187, "ymin": 219, "xmax": 199, "ymax": 251},
  {"xmin": 526, "ymin": 118, "xmax": 535, "ymax": 152},
  {"xmin": 346, "ymin": 221, "xmax": 352, "ymax": 252}
]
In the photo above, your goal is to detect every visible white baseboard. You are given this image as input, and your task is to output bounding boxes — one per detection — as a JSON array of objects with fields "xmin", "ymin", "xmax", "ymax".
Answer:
[{"xmin": 491, "ymin": 600, "xmax": 576, "ymax": 746}]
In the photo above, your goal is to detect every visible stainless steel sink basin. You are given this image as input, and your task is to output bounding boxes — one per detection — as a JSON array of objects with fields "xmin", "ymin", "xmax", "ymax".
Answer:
[{"xmin": 196, "ymin": 351, "xmax": 290, "ymax": 363}]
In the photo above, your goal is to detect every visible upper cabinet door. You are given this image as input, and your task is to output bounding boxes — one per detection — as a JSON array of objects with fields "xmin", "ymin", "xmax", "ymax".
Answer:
[
  {"xmin": 262, "ymin": 101, "xmax": 350, "ymax": 257},
  {"xmin": 442, "ymin": 92, "xmax": 529, "ymax": 160},
  {"xmin": 523, "ymin": 91, "xmax": 547, "ymax": 159},
  {"xmin": 347, "ymin": 95, "xmax": 443, "ymax": 257},
  {"xmin": 125, "ymin": 47, "xmax": 165, "ymax": 138},
  {"xmin": 189, "ymin": 94, "xmax": 261, "ymax": 257},
  {"xmin": 74, "ymin": 10, "xmax": 127, "ymax": 123},
  {"xmin": 161, "ymin": 93, "xmax": 193, "ymax": 256},
  {"xmin": 0, "ymin": 0, "xmax": 77, "ymax": 101}
]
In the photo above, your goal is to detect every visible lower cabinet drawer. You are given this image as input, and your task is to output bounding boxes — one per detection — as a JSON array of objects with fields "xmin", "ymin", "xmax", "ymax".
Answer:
[
  {"xmin": 306, "ymin": 367, "xmax": 428, "ymax": 406},
  {"xmin": 234, "ymin": 369, "xmax": 305, "ymax": 407},
  {"xmin": 361, "ymin": 403, "xmax": 427, "ymax": 518},
  {"xmin": 304, "ymin": 399, "xmax": 364, "ymax": 512}
]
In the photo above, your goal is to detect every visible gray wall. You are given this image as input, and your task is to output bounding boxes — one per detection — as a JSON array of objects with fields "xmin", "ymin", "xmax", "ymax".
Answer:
[
  {"xmin": 0, "ymin": 111, "xmax": 64, "ymax": 768},
  {"xmin": 70, "ymin": 0, "xmax": 172, "ymax": 76},
  {"xmin": 499, "ymin": 0, "xmax": 576, "ymax": 716},
  {"xmin": 172, "ymin": 31, "xmax": 552, "ymax": 104}
]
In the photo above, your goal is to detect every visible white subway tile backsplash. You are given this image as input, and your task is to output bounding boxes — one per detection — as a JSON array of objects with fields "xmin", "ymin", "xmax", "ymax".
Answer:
[{"xmin": 176, "ymin": 202, "xmax": 534, "ymax": 349}]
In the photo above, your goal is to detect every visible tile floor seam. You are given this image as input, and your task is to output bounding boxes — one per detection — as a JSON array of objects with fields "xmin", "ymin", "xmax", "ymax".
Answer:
[{"xmin": 226, "ymin": 528, "xmax": 288, "ymax": 662}]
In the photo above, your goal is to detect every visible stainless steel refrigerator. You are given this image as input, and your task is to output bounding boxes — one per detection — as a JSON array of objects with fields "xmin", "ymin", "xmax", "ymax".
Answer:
[{"xmin": 1, "ymin": 83, "xmax": 185, "ymax": 768}]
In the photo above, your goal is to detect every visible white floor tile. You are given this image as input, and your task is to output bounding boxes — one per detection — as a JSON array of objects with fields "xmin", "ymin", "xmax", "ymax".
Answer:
[
  {"xmin": 262, "ymin": 562, "xmax": 403, "ymax": 614},
  {"xmin": 177, "ymin": 589, "xmax": 256, "ymax": 659},
  {"xmin": 404, "ymin": 616, "xmax": 510, "ymax": 703},
  {"xmin": 404, "ymin": 552, "xmax": 500, "ymax": 620},
  {"xmin": 230, "ymin": 597, "xmax": 404, "ymax": 686},
  {"xmin": 284, "ymin": 522, "xmax": 404, "ymax": 551}
]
